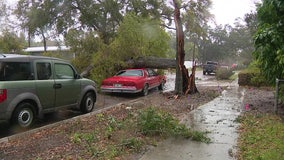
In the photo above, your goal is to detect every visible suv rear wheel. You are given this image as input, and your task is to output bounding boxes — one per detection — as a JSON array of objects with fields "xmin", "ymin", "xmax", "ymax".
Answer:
[
  {"xmin": 80, "ymin": 92, "xmax": 96, "ymax": 113},
  {"xmin": 12, "ymin": 102, "xmax": 35, "ymax": 128}
]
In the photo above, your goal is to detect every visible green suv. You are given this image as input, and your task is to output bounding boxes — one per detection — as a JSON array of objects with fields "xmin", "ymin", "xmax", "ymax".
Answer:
[{"xmin": 0, "ymin": 54, "xmax": 97, "ymax": 128}]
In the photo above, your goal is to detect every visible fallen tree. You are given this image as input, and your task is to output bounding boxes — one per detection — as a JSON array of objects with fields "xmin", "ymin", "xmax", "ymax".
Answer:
[
  {"xmin": 80, "ymin": 0, "xmax": 199, "ymax": 95},
  {"xmin": 125, "ymin": 57, "xmax": 176, "ymax": 69},
  {"xmin": 80, "ymin": 57, "xmax": 176, "ymax": 77}
]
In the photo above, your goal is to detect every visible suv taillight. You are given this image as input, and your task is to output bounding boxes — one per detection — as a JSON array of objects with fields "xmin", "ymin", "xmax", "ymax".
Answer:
[{"xmin": 0, "ymin": 89, "xmax": 7, "ymax": 103}]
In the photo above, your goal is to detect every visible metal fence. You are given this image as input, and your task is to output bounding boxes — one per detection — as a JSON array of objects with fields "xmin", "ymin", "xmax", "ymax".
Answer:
[{"xmin": 274, "ymin": 78, "xmax": 284, "ymax": 113}]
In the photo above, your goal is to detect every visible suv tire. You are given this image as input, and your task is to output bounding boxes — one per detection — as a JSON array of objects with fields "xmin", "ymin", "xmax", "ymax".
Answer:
[
  {"xmin": 80, "ymin": 92, "xmax": 95, "ymax": 113},
  {"xmin": 12, "ymin": 102, "xmax": 35, "ymax": 128}
]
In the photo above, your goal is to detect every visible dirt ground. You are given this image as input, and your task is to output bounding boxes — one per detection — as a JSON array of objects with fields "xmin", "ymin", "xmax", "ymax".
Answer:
[
  {"xmin": 243, "ymin": 86, "xmax": 284, "ymax": 116},
  {"xmin": 0, "ymin": 84, "xmax": 283, "ymax": 160}
]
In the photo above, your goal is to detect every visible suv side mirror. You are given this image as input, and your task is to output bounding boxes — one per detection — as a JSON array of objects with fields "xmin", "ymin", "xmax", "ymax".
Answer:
[{"xmin": 75, "ymin": 74, "xmax": 81, "ymax": 79}]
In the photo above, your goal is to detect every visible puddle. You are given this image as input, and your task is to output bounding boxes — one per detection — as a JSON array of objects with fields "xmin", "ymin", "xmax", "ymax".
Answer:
[{"xmin": 163, "ymin": 71, "xmax": 233, "ymax": 93}]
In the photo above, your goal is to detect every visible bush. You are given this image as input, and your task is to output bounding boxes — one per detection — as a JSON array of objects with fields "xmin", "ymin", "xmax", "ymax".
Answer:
[
  {"xmin": 137, "ymin": 107, "xmax": 182, "ymax": 137},
  {"xmin": 137, "ymin": 107, "xmax": 211, "ymax": 143},
  {"xmin": 238, "ymin": 71, "xmax": 255, "ymax": 86},
  {"xmin": 216, "ymin": 68, "xmax": 234, "ymax": 80},
  {"xmin": 250, "ymin": 74, "xmax": 268, "ymax": 87},
  {"xmin": 238, "ymin": 65, "xmax": 269, "ymax": 87}
]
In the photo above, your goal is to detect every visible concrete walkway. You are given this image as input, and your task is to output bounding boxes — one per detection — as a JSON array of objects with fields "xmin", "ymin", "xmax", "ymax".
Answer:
[{"xmin": 140, "ymin": 80, "xmax": 244, "ymax": 160}]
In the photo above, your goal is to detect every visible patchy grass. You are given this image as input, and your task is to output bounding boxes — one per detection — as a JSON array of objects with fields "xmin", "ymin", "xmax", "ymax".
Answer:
[{"xmin": 237, "ymin": 112, "xmax": 284, "ymax": 160}]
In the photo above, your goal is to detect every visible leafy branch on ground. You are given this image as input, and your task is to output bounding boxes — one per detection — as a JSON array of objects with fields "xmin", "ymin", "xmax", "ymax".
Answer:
[{"xmin": 138, "ymin": 107, "xmax": 211, "ymax": 143}]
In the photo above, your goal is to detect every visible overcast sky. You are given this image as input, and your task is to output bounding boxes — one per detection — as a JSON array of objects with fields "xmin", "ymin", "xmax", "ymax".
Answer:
[{"xmin": 210, "ymin": 0, "xmax": 260, "ymax": 25}]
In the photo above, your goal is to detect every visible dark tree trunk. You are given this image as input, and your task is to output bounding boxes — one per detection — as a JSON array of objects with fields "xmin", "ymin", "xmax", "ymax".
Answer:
[
  {"xmin": 41, "ymin": 29, "xmax": 47, "ymax": 52},
  {"xmin": 80, "ymin": 57, "xmax": 176, "ymax": 77},
  {"xmin": 80, "ymin": 64, "xmax": 94, "ymax": 77},
  {"xmin": 173, "ymin": 0, "xmax": 198, "ymax": 95},
  {"xmin": 28, "ymin": 30, "xmax": 31, "ymax": 47},
  {"xmin": 173, "ymin": 0, "xmax": 185, "ymax": 95},
  {"xmin": 125, "ymin": 57, "xmax": 176, "ymax": 69},
  {"xmin": 185, "ymin": 62, "xmax": 198, "ymax": 94}
]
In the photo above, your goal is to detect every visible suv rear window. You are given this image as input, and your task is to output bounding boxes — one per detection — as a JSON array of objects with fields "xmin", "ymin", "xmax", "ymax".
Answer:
[
  {"xmin": 0, "ymin": 62, "xmax": 32, "ymax": 81},
  {"xmin": 36, "ymin": 62, "xmax": 51, "ymax": 80}
]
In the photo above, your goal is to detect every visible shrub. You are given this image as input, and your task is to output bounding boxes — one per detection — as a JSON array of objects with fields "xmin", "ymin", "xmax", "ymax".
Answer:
[
  {"xmin": 216, "ymin": 68, "xmax": 234, "ymax": 80},
  {"xmin": 137, "ymin": 107, "xmax": 179, "ymax": 137},
  {"xmin": 238, "ymin": 65, "xmax": 269, "ymax": 87},
  {"xmin": 250, "ymin": 74, "xmax": 268, "ymax": 87},
  {"xmin": 137, "ymin": 107, "xmax": 210, "ymax": 143}
]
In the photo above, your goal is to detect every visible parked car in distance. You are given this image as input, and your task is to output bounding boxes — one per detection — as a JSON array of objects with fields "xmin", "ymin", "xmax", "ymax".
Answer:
[
  {"xmin": 0, "ymin": 54, "xmax": 97, "ymax": 128},
  {"xmin": 100, "ymin": 68, "xmax": 166, "ymax": 96},
  {"xmin": 203, "ymin": 61, "xmax": 219, "ymax": 75}
]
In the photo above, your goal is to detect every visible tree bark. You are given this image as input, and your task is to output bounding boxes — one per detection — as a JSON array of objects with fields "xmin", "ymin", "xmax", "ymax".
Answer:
[
  {"xmin": 41, "ymin": 29, "xmax": 47, "ymax": 52},
  {"xmin": 125, "ymin": 57, "xmax": 176, "ymax": 69},
  {"xmin": 173, "ymin": 0, "xmax": 185, "ymax": 95},
  {"xmin": 185, "ymin": 62, "xmax": 198, "ymax": 94},
  {"xmin": 173, "ymin": 0, "xmax": 198, "ymax": 95},
  {"xmin": 80, "ymin": 57, "xmax": 176, "ymax": 77},
  {"xmin": 80, "ymin": 64, "xmax": 94, "ymax": 77}
]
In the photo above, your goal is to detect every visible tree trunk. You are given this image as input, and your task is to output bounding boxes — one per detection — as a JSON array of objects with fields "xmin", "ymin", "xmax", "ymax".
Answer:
[
  {"xmin": 173, "ymin": 0, "xmax": 185, "ymax": 95},
  {"xmin": 80, "ymin": 57, "xmax": 176, "ymax": 77},
  {"xmin": 185, "ymin": 62, "xmax": 198, "ymax": 94},
  {"xmin": 28, "ymin": 30, "xmax": 31, "ymax": 47},
  {"xmin": 186, "ymin": 43, "xmax": 199, "ymax": 94},
  {"xmin": 125, "ymin": 57, "xmax": 176, "ymax": 69},
  {"xmin": 173, "ymin": 0, "xmax": 198, "ymax": 95},
  {"xmin": 41, "ymin": 29, "xmax": 47, "ymax": 52}
]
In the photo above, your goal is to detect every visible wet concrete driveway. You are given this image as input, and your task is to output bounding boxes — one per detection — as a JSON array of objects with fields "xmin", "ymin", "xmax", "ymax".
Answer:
[{"xmin": 140, "ymin": 79, "xmax": 245, "ymax": 160}]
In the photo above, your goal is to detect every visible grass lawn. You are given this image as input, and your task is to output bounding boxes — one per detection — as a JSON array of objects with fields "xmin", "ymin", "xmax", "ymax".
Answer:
[{"xmin": 237, "ymin": 112, "xmax": 284, "ymax": 160}]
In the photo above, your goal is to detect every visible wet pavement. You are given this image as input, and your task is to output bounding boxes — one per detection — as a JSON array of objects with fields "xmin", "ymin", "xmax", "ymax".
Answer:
[{"xmin": 140, "ymin": 79, "xmax": 244, "ymax": 160}]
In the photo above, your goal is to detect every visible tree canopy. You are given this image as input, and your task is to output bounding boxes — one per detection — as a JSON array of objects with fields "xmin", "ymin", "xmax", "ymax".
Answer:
[
  {"xmin": 90, "ymin": 13, "xmax": 170, "ymax": 84},
  {"xmin": 254, "ymin": 0, "xmax": 284, "ymax": 82},
  {"xmin": 0, "ymin": 0, "xmax": 256, "ymax": 93},
  {"xmin": 14, "ymin": 0, "xmax": 173, "ymax": 45},
  {"xmin": 0, "ymin": 30, "xmax": 25, "ymax": 53},
  {"xmin": 15, "ymin": 0, "xmax": 60, "ymax": 49},
  {"xmin": 198, "ymin": 23, "xmax": 254, "ymax": 66}
]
